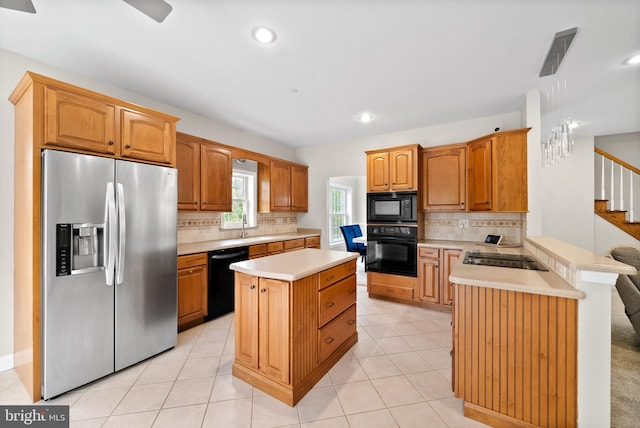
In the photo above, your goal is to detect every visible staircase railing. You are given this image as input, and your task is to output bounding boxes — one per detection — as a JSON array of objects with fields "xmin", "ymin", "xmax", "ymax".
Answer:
[{"xmin": 594, "ymin": 147, "xmax": 639, "ymax": 222}]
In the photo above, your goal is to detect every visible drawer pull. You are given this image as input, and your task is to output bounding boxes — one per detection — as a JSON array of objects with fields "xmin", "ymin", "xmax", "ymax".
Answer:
[
  {"xmin": 188, "ymin": 269, "xmax": 193, "ymax": 274},
  {"xmin": 107, "ymin": 140, "xmax": 114, "ymax": 145},
  {"xmin": 125, "ymin": 144, "xmax": 131, "ymax": 149},
  {"xmin": 325, "ymin": 274, "xmax": 335, "ymax": 282},
  {"xmin": 250, "ymin": 285, "xmax": 255, "ymax": 290},
  {"xmin": 325, "ymin": 337, "xmax": 335, "ymax": 344},
  {"xmin": 347, "ymin": 319, "xmax": 355, "ymax": 325},
  {"xmin": 325, "ymin": 302, "xmax": 335, "ymax": 308}
]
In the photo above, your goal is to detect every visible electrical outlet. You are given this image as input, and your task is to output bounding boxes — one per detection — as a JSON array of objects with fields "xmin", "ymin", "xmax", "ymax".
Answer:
[{"xmin": 459, "ymin": 219, "xmax": 469, "ymax": 229}]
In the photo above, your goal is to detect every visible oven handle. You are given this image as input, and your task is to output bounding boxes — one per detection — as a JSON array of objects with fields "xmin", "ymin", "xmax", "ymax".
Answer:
[{"xmin": 368, "ymin": 236, "xmax": 417, "ymax": 244}]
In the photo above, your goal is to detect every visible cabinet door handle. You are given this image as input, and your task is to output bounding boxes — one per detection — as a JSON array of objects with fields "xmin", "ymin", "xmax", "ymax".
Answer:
[
  {"xmin": 107, "ymin": 140, "xmax": 114, "ymax": 145},
  {"xmin": 435, "ymin": 264, "xmax": 438, "ymax": 268},
  {"xmin": 260, "ymin": 288, "xmax": 266, "ymax": 293},
  {"xmin": 347, "ymin": 319, "xmax": 356, "ymax": 325},
  {"xmin": 325, "ymin": 275, "xmax": 334, "ymax": 282},
  {"xmin": 325, "ymin": 302, "xmax": 335, "ymax": 308},
  {"xmin": 450, "ymin": 321, "xmax": 453, "ymax": 327},
  {"xmin": 460, "ymin": 202, "xmax": 465, "ymax": 206},
  {"xmin": 193, "ymin": 202, "xmax": 198, "ymax": 205},
  {"xmin": 250, "ymin": 285, "xmax": 255, "ymax": 290},
  {"xmin": 188, "ymin": 269, "xmax": 193, "ymax": 274},
  {"xmin": 125, "ymin": 144, "xmax": 131, "ymax": 149},
  {"xmin": 325, "ymin": 337, "xmax": 335, "ymax": 344},
  {"xmin": 202, "ymin": 202, "xmax": 207, "ymax": 205}
]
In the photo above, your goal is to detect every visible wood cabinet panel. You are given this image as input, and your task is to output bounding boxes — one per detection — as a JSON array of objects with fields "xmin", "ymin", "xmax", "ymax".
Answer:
[
  {"xmin": 235, "ymin": 273, "xmax": 259, "ymax": 369},
  {"xmin": 258, "ymin": 278, "xmax": 290, "ymax": 384},
  {"xmin": 291, "ymin": 164, "xmax": 309, "ymax": 212},
  {"xmin": 318, "ymin": 276, "xmax": 356, "ymax": 327},
  {"xmin": 319, "ymin": 260, "xmax": 356, "ymax": 290},
  {"xmin": 318, "ymin": 304, "xmax": 356, "ymax": 363},
  {"xmin": 305, "ymin": 236, "xmax": 320, "ymax": 248},
  {"xmin": 177, "ymin": 253, "xmax": 208, "ymax": 330},
  {"xmin": 200, "ymin": 144, "xmax": 232, "ymax": 211},
  {"xmin": 44, "ymin": 86, "xmax": 117, "ymax": 155},
  {"xmin": 368, "ymin": 271, "xmax": 417, "ymax": 301},
  {"xmin": 422, "ymin": 145, "xmax": 466, "ymax": 211},
  {"xmin": 389, "ymin": 148, "xmax": 417, "ymax": 191},
  {"xmin": 418, "ymin": 255, "xmax": 439, "ymax": 303},
  {"xmin": 467, "ymin": 138, "xmax": 493, "ymax": 211},
  {"xmin": 267, "ymin": 241, "xmax": 284, "ymax": 255},
  {"xmin": 176, "ymin": 135, "xmax": 200, "ymax": 210},
  {"xmin": 120, "ymin": 108, "xmax": 173, "ymax": 164},
  {"xmin": 249, "ymin": 244, "xmax": 267, "ymax": 259},
  {"xmin": 366, "ymin": 145, "xmax": 419, "ymax": 192},
  {"xmin": 270, "ymin": 160, "xmax": 292, "ymax": 211},
  {"xmin": 283, "ymin": 238, "xmax": 305, "ymax": 252},
  {"xmin": 453, "ymin": 284, "xmax": 577, "ymax": 427},
  {"xmin": 441, "ymin": 249, "xmax": 461, "ymax": 306}
]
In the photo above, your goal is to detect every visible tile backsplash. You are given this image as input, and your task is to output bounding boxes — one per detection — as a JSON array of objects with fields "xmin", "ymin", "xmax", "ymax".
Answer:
[
  {"xmin": 178, "ymin": 212, "xmax": 297, "ymax": 244},
  {"xmin": 423, "ymin": 212, "xmax": 526, "ymax": 245}
]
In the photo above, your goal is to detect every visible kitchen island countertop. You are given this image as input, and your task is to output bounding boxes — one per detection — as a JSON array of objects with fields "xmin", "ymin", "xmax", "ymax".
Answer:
[{"xmin": 229, "ymin": 248, "xmax": 358, "ymax": 281}]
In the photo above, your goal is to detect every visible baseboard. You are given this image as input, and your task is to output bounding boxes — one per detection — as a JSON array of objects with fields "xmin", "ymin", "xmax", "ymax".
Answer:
[{"xmin": 0, "ymin": 353, "xmax": 14, "ymax": 372}]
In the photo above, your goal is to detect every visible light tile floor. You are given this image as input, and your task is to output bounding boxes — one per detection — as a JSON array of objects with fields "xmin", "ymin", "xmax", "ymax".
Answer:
[{"xmin": 0, "ymin": 263, "xmax": 487, "ymax": 428}]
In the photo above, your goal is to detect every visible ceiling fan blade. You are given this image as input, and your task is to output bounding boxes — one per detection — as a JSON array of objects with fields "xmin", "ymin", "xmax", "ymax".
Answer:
[
  {"xmin": 122, "ymin": 0, "xmax": 172, "ymax": 23},
  {"xmin": 0, "ymin": 0, "xmax": 36, "ymax": 13}
]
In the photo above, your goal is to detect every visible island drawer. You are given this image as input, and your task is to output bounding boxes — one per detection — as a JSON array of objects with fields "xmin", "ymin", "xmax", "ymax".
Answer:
[
  {"xmin": 318, "ymin": 276, "xmax": 356, "ymax": 327},
  {"xmin": 178, "ymin": 253, "xmax": 207, "ymax": 269},
  {"xmin": 319, "ymin": 260, "xmax": 357, "ymax": 290},
  {"xmin": 318, "ymin": 304, "xmax": 356, "ymax": 363},
  {"xmin": 267, "ymin": 241, "xmax": 284, "ymax": 254},
  {"xmin": 283, "ymin": 238, "xmax": 305, "ymax": 252}
]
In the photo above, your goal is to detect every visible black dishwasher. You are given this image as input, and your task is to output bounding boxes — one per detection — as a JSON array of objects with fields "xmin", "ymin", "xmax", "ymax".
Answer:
[{"xmin": 206, "ymin": 246, "xmax": 249, "ymax": 320}]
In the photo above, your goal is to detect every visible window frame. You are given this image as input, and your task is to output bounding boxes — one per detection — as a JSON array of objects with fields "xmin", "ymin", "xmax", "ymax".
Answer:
[
  {"xmin": 222, "ymin": 170, "xmax": 257, "ymax": 229},
  {"xmin": 328, "ymin": 183, "xmax": 353, "ymax": 246}
]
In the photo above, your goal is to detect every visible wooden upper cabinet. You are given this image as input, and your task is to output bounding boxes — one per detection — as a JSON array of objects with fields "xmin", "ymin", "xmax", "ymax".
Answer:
[
  {"xmin": 389, "ymin": 148, "xmax": 417, "ymax": 191},
  {"xmin": 270, "ymin": 160, "xmax": 292, "ymax": 211},
  {"xmin": 291, "ymin": 164, "xmax": 309, "ymax": 212},
  {"xmin": 44, "ymin": 86, "xmax": 117, "ymax": 155},
  {"xmin": 37, "ymin": 74, "xmax": 178, "ymax": 165},
  {"xmin": 176, "ymin": 135, "xmax": 201, "ymax": 210},
  {"xmin": 367, "ymin": 152, "xmax": 390, "ymax": 192},
  {"xmin": 366, "ymin": 145, "xmax": 419, "ymax": 192},
  {"xmin": 467, "ymin": 138, "xmax": 493, "ymax": 211},
  {"xmin": 120, "ymin": 108, "xmax": 173, "ymax": 164},
  {"xmin": 466, "ymin": 128, "xmax": 529, "ymax": 212},
  {"xmin": 422, "ymin": 145, "xmax": 466, "ymax": 211},
  {"xmin": 259, "ymin": 160, "xmax": 309, "ymax": 212},
  {"xmin": 200, "ymin": 144, "xmax": 232, "ymax": 211}
]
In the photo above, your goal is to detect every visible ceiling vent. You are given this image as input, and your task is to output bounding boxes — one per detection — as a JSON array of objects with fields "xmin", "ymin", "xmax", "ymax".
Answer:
[{"xmin": 539, "ymin": 27, "xmax": 578, "ymax": 77}]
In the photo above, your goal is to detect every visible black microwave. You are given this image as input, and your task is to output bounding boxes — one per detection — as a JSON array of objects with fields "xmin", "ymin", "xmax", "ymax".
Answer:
[{"xmin": 367, "ymin": 191, "xmax": 418, "ymax": 224}]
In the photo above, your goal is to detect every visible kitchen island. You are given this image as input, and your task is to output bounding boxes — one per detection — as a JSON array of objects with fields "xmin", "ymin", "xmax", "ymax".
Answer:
[
  {"xmin": 229, "ymin": 249, "xmax": 359, "ymax": 406},
  {"xmin": 449, "ymin": 237, "xmax": 636, "ymax": 428}
]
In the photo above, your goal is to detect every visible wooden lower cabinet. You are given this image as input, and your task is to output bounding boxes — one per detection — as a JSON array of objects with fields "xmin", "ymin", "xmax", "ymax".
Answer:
[
  {"xmin": 453, "ymin": 284, "xmax": 577, "ymax": 427},
  {"xmin": 305, "ymin": 236, "xmax": 320, "ymax": 248},
  {"xmin": 233, "ymin": 259, "xmax": 357, "ymax": 406},
  {"xmin": 177, "ymin": 253, "xmax": 208, "ymax": 331},
  {"xmin": 248, "ymin": 236, "xmax": 320, "ymax": 259},
  {"xmin": 416, "ymin": 247, "xmax": 461, "ymax": 309}
]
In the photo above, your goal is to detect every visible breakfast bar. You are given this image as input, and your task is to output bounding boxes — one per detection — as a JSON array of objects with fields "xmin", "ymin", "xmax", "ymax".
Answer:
[
  {"xmin": 449, "ymin": 237, "xmax": 636, "ymax": 428},
  {"xmin": 229, "ymin": 249, "xmax": 359, "ymax": 406}
]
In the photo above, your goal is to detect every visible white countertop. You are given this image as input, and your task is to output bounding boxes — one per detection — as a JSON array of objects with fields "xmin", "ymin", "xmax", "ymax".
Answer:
[
  {"xmin": 229, "ymin": 249, "xmax": 359, "ymax": 281},
  {"xmin": 447, "ymin": 237, "xmax": 635, "ymax": 299},
  {"xmin": 177, "ymin": 231, "xmax": 320, "ymax": 256}
]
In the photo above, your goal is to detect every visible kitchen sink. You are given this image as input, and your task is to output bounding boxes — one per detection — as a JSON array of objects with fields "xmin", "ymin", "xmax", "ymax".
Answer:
[{"xmin": 462, "ymin": 251, "xmax": 549, "ymax": 271}]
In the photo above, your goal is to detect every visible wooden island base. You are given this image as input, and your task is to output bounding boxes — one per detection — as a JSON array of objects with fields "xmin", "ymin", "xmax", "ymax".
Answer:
[
  {"xmin": 233, "ymin": 333, "xmax": 357, "ymax": 406},
  {"xmin": 230, "ymin": 251, "xmax": 359, "ymax": 407}
]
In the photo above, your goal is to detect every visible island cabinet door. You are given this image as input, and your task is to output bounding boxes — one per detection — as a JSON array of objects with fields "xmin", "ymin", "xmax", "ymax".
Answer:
[
  {"xmin": 258, "ymin": 278, "xmax": 290, "ymax": 385},
  {"xmin": 235, "ymin": 273, "xmax": 258, "ymax": 370}
]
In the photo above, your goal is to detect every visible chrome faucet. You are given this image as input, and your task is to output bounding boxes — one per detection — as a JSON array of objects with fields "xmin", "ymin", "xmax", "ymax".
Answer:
[{"xmin": 240, "ymin": 213, "xmax": 248, "ymax": 238}]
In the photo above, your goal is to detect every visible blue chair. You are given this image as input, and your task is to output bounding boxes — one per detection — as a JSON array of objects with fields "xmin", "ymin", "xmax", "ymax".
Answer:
[{"xmin": 340, "ymin": 225, "xmax": 366, "ymax": 263}]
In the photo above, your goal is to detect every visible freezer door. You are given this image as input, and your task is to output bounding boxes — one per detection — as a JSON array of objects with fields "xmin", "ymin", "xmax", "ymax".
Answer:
[
  {"xmin": 115, "ymin": 160, "xmax": 177, "ymax": 370},
  {"xmin": 41, "ymin": 150, "xmax": 115, "ymax": 399}
]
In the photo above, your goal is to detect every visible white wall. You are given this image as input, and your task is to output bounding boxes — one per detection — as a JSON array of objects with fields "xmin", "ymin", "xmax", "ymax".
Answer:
[
  {"xmin": 0, "ymin": 48, "xmax": 296, "ymax": 367},
  {"xmin": 595, "ymin": 132, "xmax": 640, "ymax": 168},
  {"xmin": 296, "ymin": 111, "xmax": 523, "ymax": 249},
  {"xmin": 540, "ymin": 136, "xmax": 596, "ymax": 251},
  {"xmin": 594, "ymin": 216, "xmax": 640, "ymax": 255},
  {"xmin": 525, "ymin": 90, "xmax": 542, "ymax": 236}
]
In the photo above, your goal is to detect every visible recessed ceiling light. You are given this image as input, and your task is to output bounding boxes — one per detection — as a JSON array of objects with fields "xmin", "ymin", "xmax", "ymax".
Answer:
[
  {"xmin": 626, "ymin": 54, "xmax": 640, "ymax": 65},
  {"xmin": 252, "ymin": 27, "xmax": 276, "ymax": 44},
  {"xmin": 357, "ymin": 113, "xmax": 374, "ymax": 123}
]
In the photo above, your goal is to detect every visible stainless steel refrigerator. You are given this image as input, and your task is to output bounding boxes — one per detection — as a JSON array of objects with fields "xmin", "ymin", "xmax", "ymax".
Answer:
[{"xmin": 41, "ymin": 149, "xmax": 177, "ymax": 399}]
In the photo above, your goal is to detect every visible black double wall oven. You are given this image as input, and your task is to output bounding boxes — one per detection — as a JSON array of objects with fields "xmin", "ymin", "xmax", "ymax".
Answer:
[{"xmin": 366, "ymin": 191, "xmax": 418, "ymax": 277}]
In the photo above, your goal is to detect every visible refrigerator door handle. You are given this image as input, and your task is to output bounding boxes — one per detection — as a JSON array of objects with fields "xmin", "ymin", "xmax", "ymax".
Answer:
[
  {"xmin": 116, "ymin": 182, "xmax": 126, "ymax": 285},
  {"xmin": 105, "ymin": 182, "xmax": 117, "ymax": 286}
]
